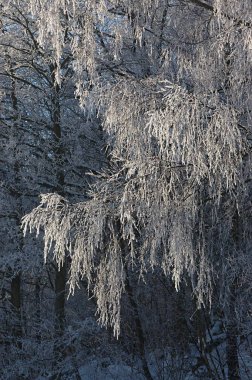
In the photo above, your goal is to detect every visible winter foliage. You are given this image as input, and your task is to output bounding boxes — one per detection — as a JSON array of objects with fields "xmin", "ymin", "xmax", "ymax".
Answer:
[
  {"xmin": 22, "ymin": 0, "xmax": 252, "ymax": 335},
  {"xmin": 1, "ymin": 0, "xmax": 252, "ymax": 378}
]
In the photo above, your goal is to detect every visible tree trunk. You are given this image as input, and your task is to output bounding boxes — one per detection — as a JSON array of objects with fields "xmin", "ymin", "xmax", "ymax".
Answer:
[
  {"xmin": 48, "ymin": 63, "xmax": 68, "ymax": 365},
  {"xmin": 53, "ymin": 262, "xmax": 67, "ymax": 366},
  {"xmin": 11, "ymin": 273, "xmax": 22, "ymax": 345},
  {"xmin": 54, "ymin": 262, "xmax": 67, "ymax": 337},
  {"xmin": 226, "ymin": 280, "xmax": 240, "ymax": 380},
  {"xmin": 35, "ymin": 279, "xmax": 41, "ymax": 342},
  {"xmin": 50, "ymin": 63, "xmax": 67, "ymax": 341},
  {"xmin": 124, "ymin": 273, "xmax": 153, "ymax": 380},
  {"xmin": 9, "ymin": 66, "xmax": 22, "ymax": 347},
  {"xmin": 116, "ymin": 220, "xmax": 153, "ymax": 380},
  {"xmin": 227, "ymin": 320, "xmax": 240, "ymax": 380}
]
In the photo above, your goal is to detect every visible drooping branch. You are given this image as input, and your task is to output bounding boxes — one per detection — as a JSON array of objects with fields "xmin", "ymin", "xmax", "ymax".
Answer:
[{"xmin": 188, "ymin": 0, "xmax": 251, "ymax": 27}]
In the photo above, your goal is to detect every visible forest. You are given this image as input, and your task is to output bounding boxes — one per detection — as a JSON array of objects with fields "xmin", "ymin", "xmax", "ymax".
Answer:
[{"xmin": 0, "ymin": 1, "xmax": 251, "ymax": 379}]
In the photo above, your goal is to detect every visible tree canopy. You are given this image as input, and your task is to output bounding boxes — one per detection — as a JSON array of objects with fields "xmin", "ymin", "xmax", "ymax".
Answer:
[
  {"xmin": 1, "ymin": 1, "xmax": 252, "ymax": 378},
  {"xmin": 20, "ymin": 0, "xmax": 252, "ymax": 339}
]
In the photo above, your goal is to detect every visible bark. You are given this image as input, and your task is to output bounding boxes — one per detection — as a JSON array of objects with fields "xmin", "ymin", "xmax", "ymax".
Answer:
[
  {"xmin": 54, "ymin": 262, "xmax": 67, "ymax": 336},
  {"xmin": 124, "ymin": 272, "xmax": 153, "ymax": 380},
  {"xmin": 9, "ymin": 64, "xmax": 23, "ymax": 346},
  {"xmin": 35, "ymin": 279, "xmax": 41, "ymax": 342},
  {"xmin": 117, "ymin": 222, "xmax": 153, "ymax": 380},
  {"xmin": 11, "ymin": 273, "xmax": 22, "ymax": 343},
  {"xmin": 50, "ymin": 64, "xmax": 67, "ymax": 362},
  {"xmin": 227, "ymin": 320, "xmax": 240, "ymax": 380}
]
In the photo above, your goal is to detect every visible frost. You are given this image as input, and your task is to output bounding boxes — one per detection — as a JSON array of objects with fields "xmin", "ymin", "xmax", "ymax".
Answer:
[{"xmin": 21, "ymin": 0, "xmax": 252, "ymax": 337}]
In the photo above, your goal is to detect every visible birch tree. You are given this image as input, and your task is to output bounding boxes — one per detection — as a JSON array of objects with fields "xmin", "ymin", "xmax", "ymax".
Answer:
[{"xmin": 18, "ymin": 0, "xmax": 252, "ymax": 378}]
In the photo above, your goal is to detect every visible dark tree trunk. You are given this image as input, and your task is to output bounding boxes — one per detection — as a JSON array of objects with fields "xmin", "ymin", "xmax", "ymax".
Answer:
[
  {"xmin": 117, "ymin": 223, "xmax": 153, "ymax": 380},
  {"xmin": 226, "ymin": 280, "xmax": 240, "ymax": 380},
  {"xmin": 124, "ymin": 273, "xmax": 153, "ymax": 380},
  {"xmin": 50, "ymin": 64, "xmax": 68, "ymax": 365},
  {"xmin": 227, "ymin": 320, "xmax": 240, "ymax": 380},
  {"xmin": 54, "ymin": 262, "xmax": 67, "ymax": 337},
  {"xmin": 11, "ymin": 273, "xmax": 22, "ymax": 345},
  {"xmin": 35, "ymin": 279, "xmax": 41, "ymax": 342},
  {"xmin": 9, "ymin": 66, "xmax": 23, "ymax": 347},
  {"xmin": 11, "ymin": 273, "xmax": 21, "ymax": 310}
]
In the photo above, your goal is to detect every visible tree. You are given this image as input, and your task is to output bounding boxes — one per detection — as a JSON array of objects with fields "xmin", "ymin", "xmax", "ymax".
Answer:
[
  {"xmin": 8, "ymin": 0, "xmax": 252, "ymax": 378},
  {"xmin": 0, "ymin": 2, "xmax": 105, "ymax": 377}
]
